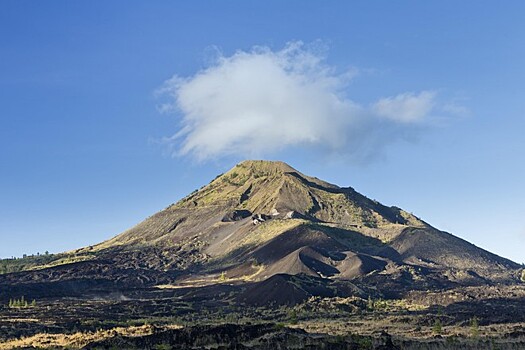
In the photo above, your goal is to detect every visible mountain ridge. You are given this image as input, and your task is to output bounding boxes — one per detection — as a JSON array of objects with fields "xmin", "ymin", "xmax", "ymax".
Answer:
[
  {"xmin": 84, "ymin": 160, "xmax": 520, "ymax": 289},
  {"xmin": 1, "ymin": 160, "xmax": 521, "ymax": 305},
  {"xmin": 100, "ymin": 160, "xmax": 426, "ymax": 248}
]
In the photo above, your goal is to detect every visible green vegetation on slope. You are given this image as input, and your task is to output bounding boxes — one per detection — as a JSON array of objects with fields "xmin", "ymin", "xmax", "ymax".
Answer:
[{"xmin": 0, "ymin": 252, "xmax": 95, "ymax": 274}]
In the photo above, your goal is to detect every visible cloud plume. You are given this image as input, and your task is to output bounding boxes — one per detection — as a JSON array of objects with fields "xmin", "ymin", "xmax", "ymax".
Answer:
[{"xmin": 158, "ymin": 42, "xmax": 446, "ymax": 162}]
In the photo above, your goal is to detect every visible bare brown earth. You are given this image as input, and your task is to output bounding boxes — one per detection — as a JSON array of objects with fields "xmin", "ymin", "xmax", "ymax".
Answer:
[{"xmin": 1, "ymin": 160, "xmax": 524, "ymax": 349}]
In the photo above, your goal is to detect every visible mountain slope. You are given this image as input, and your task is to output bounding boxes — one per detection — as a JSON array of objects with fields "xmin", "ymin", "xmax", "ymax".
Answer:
[
  {"xmin": 98, "ymin": 160, "xmax": 424, "ymax": 247},
  {"xmin": 1, "ymin": 160, "xmax": 521, "ymax": 303},
  {"xmin": 88, "ymin": 160, "xmax": 519, "ymax": 284}
]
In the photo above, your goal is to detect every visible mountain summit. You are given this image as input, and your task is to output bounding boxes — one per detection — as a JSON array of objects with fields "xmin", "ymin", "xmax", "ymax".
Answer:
[
  {"xmin": 1, "ymin": 160, "xmax": 521, "ymax": 304},
  {"xmin": 104, "ymin": 160, "xmax": 423, "ymax": 248},
  {"xmin": 89, "ymin": 160, "xmax": 519, "ymax": 292}
]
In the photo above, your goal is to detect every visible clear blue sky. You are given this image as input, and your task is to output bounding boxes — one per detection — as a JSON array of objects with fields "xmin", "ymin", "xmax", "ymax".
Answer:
[{"xmin": 1, "ymin": 1, "xmax": 524, "ymax": 263}]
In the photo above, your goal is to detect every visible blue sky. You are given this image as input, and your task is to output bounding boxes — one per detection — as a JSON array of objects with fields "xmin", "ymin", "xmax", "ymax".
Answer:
[{"xmin": 1, "ymin": 1, "xmax": 524, "ymax": 263}]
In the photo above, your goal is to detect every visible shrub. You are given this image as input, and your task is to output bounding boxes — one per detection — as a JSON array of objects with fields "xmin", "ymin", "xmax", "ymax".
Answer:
[
  {"xmin": 287, "ymin": 309, "xmax": 298, "ymax": 324},
  {"xmin": 8, "ymin": 296, "xmax": 35, "ymax": 308},
  {"xmin": 432, "ymin": 319, "xmax": 442, "ymax": 335},
  {"xmin": 470, "ymin": 317, "xmax": 479, "ymax": 338},
  {"xmin": 219, "ymin": 271, "xmax": 226, "ymax": 281}
]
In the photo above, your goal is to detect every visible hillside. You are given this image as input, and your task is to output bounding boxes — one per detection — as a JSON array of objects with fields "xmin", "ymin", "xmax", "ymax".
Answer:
[
  {"xmin": 2, "ymin": 160, "xmax": 519, "ymax": 298},
  {"xmin": 87, "ymin": 160, "xmax": 519, "ymax": 286},
  {"xmin": 1, "ymin": 160, "xmax": 524, "ymax": 349}
]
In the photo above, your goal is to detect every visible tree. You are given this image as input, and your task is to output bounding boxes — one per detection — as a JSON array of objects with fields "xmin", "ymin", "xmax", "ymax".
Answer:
[
  {"xmin": 432, "ymin": 319, "xmax": 442, "ymax": 335},
  {"xmin": 219, "ymin": 272, "xmax": 226, "ymax": 281},
  {"xmin": 8, "ymin": 297, "xmax": 35, "ymax": 308},
  {"xmin": 288, "ymin": 309, "xmax": 298, "ymax": 324},
  {"xmin": 470, "ymin": 317, "xmax": 479, "ymax": 338},
  {"xmin": 367, "ymin": 295, "xmax": 374, "ymax": 310}
]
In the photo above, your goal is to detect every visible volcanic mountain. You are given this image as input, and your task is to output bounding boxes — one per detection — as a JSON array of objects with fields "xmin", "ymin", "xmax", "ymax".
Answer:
[{"xmin": 0, "ymin": 160, "xmax": 522, "ymax": 303}]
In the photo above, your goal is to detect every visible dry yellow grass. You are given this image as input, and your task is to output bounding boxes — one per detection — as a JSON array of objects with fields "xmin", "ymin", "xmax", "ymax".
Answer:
[
  {"xmin": 2, "ymin": 318, "xmax": 40, "ymax": 323},
  {"xmin": 227, "ymin": 218, "xmax": 305, "ymax": 254},
  {"xmin": 28, "ymin": 254, "xmax": 94, "ymax": 271},
  {"xmin": 156, "ymin": 262, "xmax": 266, "ymax": 288},
  {"xmin": 0, "ymin": 324, "xmax": 182, "ymax": 350}
]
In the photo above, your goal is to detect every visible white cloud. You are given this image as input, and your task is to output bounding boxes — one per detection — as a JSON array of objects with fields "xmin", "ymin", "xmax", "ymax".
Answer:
[
  {"xmin": 158, "ymin": 42, "xmax": 445, "ymax": 162},
  {"xmin": 372, "ymin": 91, "xmax": 436, "ymax": 123}
]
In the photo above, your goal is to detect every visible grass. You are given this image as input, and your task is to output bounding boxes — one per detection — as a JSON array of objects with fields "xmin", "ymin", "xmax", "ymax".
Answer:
[
  {"xmin": 0, "ymin": 324, "xmax": 182, "ymax": 350},
  {"xmin": 29, "ymin": 254, "xmax": 95, "ymax": 270},
  {"xmin": 0, "ymin": 252, "xmax": 97, "ymax": 275},
  {"xmin": 227, "ymin": 219, "xmax": 305, "ymax": 254},
  {"xmin": 1, "ymin": 292, "xmax": 524, "ymax": 349},
  {"xmin": 0, "ymin": 254, "xmax": 57, "ymax": 274}
]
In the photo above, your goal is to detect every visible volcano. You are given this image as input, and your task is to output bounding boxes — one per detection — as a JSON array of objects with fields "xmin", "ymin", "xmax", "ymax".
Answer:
[{"xmin": 0, "ymin": 160, "xmax": 521, "ymax": 303}]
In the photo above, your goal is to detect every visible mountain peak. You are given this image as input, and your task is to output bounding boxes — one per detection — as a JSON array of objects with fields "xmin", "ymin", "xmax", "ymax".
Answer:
[
  {"xmin": 104, "ymin": 160, "xmax": 427, "ymax": 250},
  {"xmin": 221, "ymin": 160, "xmax": 338, "ymax": 191},
  {"xmin": 235, "ymin": 160, "xmax": 298, "ymax": 174},
  {"xmin": 25, "ymin": 159, "xmax": 521, "ymax": 305}
]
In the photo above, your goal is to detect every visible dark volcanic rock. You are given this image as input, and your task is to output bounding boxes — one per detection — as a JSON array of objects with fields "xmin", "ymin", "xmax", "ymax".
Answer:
[
  {"xmin": 238, "ymin": 274, "xmax": 342, "ymax": 306},
  {"xmin": 82, "ymin": 323, "xmax": 382, "ymax": 350},
  {"xmin": 222, "ymin": 209, "xmax": 253, "ymax": 222}
]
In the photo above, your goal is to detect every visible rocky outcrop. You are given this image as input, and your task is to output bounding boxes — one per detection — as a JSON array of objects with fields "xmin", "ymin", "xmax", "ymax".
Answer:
[{"xmin": 222, "ymin": 210, "xmax": 252, "ymax": 222}]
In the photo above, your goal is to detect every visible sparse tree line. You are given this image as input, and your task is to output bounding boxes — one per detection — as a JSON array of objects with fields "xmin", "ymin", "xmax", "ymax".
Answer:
[
  {"xmin": 2, "ymin": 251, "xmax": 50, "ymax": 261},
  {"xmin": 0, "ymin": 251, "xmax": 55, "ymax": 274},
  {"xmin": 8, "ymin": 296, "xmax": 36, "ymax": 308}
]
